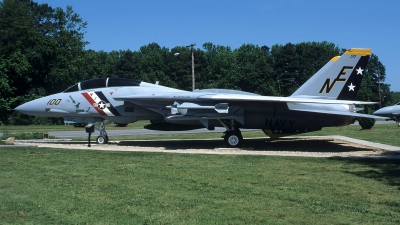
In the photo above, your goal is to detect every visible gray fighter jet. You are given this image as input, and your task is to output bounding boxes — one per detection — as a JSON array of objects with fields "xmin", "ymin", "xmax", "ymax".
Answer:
[
  {"xmin": 16, "ymin": 48, "xmax": 384, "ymax": 146},
  {"xmin": 373, "ymin": 102, "xmax": 400, "ymax": 126}
]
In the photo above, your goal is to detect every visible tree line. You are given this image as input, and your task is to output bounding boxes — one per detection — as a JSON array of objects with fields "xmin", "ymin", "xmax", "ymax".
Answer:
[{"xmin": 0, "ymin": 0, "xmax": 395, "ymax": 125}]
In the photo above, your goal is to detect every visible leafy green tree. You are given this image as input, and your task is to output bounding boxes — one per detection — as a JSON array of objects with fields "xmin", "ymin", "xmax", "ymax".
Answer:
[
  {"xmin": 132, "ymin": 43, "xmax": 176, "ymax": 88},
  {"xmin": 0, "ymin": 0, "xmax": 37, "ymax": 124},
  {"xmin": 271, "ymin": 43, "xmax": 297, "ymax": 96},
  {"xmin": 234, "ymin": 44, "xmax": 277, "ymax": 95},
  {"xmin": 0, "ymin": 0, "xmax": 88, "ymax": 124},
  {"xmin": 0, "ymin": 55, "xmax": 14, "ymax": 124},
  {"xmin": 103, "ymin": 50, "xmax": 120, "ymax": 77},
  {"xmin": 43, "ymin": 5, "xmax": 88, "ymax": 92},
  {"xmin": 168, "ymin": 46, "xmax": 192, "ymax": 90},
  {"xmin": 200, "ymin": 42, "xmax": 239, "ymax": 90},
  {"xmin": 115, "ymin": 49, "xmax": 136, "ymax": 78},
  {"xmin": 74, "ymin": 50, "xmax": 107, "ymax": 81}
]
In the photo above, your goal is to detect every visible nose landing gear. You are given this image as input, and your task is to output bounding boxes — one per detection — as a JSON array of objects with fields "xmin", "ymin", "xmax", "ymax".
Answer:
[{"xmin": 96, "ymin": 121, "xmax": 109, "ymax": 144}]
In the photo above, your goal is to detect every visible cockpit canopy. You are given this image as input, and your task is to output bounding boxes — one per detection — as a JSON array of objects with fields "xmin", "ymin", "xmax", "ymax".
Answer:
[{"xmin": 63, "ymin": 78, "xmax": 141, "ymax": 93}]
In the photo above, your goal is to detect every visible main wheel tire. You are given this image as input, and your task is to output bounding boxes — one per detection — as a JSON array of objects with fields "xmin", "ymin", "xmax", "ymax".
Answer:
[
  {"xmin": 224, "ymin": 132, "xmax": 243, "ymax": 147},
  {"xmin": 96, "ymin": 135, "xmax": 108, "ymax": 144}
]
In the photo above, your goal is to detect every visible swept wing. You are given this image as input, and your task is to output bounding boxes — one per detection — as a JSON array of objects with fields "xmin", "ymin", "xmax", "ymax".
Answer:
[{"xmin": 114, "ymin": 93, "xmax": 378, "ymax": 105}]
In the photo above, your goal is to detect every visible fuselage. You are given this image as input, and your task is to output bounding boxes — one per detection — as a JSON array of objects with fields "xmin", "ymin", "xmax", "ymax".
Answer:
[{"xmin": 16, "ymin": 78, "xmax": 355, "ymax": 134}]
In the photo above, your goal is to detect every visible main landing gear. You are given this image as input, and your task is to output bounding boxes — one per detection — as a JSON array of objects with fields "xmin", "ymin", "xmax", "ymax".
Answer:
[
  {"xmin": 96, "ymin": 121, "xmax": 109, "ymax": 144},
  {"xmin": 219, "ymin": 119, "xmax": 243, "ymax": 147}
]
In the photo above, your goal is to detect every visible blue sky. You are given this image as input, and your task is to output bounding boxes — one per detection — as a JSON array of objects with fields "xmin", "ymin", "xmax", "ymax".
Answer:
[{"xmin": 36, "ymin": 0, "xmax": 400, "ymax": 92}]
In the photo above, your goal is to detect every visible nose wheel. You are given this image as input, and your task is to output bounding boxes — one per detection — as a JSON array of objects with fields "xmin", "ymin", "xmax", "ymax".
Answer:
[
  {"xmin": 96, "ymin": 135, "xmax": 108, "ymax": 144},
  {"xmin": 96, "ymin": 121, "xmax": 109, "ymax": 144}
]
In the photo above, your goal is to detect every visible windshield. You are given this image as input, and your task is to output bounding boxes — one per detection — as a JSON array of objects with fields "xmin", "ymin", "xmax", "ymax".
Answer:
[{"xmin": 63, "ymin": 78, "xmax": 141, "ymax": 92}]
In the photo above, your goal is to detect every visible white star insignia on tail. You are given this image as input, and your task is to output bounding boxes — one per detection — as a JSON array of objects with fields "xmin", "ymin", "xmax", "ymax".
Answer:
[
  {"xmin": 356, "ymin": 67, "xmax": 364, "ymax": 75},
  {"xmin": 348, "ymin": 83, "xmax": 356, "ymax": 91}
]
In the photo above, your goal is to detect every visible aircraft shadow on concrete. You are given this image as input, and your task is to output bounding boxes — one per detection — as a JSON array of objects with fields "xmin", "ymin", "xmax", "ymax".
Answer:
[{"xmin": 117, "ymin": 137, "xmax": 378, "ymax": 153}]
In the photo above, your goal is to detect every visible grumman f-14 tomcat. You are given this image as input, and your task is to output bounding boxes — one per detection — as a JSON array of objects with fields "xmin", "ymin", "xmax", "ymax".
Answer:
[{"xmin": 16, "ymin": 48, "xmax": 385, "ymax": 147}]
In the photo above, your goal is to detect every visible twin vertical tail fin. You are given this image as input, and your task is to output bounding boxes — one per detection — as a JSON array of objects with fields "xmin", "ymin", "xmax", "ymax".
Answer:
[{"xmin": 290, "ymin": 48, "xmax": 371, "ymax": 100}]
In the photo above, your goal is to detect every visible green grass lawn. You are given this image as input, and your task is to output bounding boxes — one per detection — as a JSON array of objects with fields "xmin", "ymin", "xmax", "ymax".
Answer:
[{"xmin": 0, "ymin": 147, "xmax": 399, "ymax": 224}]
